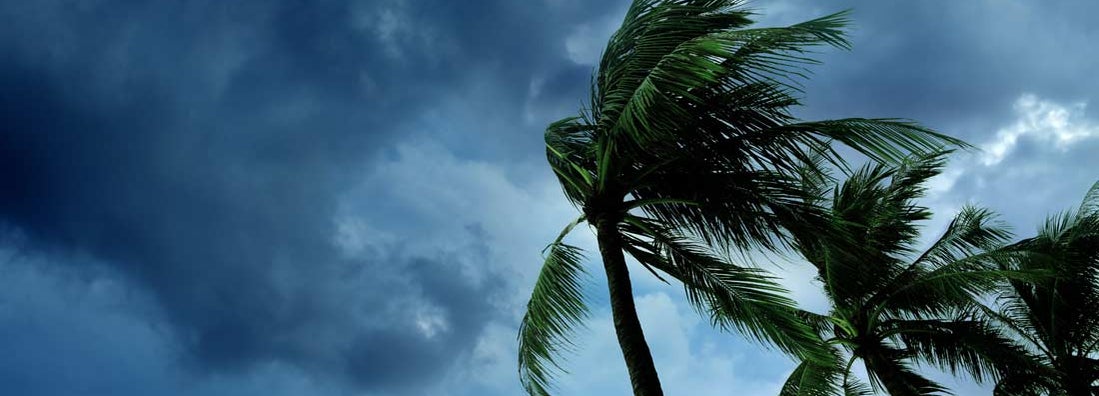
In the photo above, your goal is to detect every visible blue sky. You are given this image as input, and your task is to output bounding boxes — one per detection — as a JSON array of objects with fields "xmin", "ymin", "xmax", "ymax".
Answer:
[{"xmin": 1, "ymin": 1, "xmax": 1098, "ymax": 395}]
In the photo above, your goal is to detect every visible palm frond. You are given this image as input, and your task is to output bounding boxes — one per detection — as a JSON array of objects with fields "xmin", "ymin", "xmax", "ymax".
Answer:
[
  {"xmin": 880, "ymin": 265, "xmax": 1033, "ymax": 320},
  {"xmin": 519, "ymin": 231, "xmax": 590, "ymax": 395},
  {"xmin": 993, "ymin": 373, "xmax": 1055, "ymax": 396},
  {"xmin": 802, "ymin": 153, "xmax": 950, "ymax": 305},
  {"xmin": 884, "ymin": 318, "xmax": 1043, "ymax": 384},
  {"xmin": 597, "ymin": 2, "xmax": 763, "ymax": 143},
  {"xmin": 633, "ymin": 162, "xmax": 827, "ymax": 251},
  {"xmin": 545, "ymin": 117, "xmax": 597, "ymax": 206},
  {"xmin": 1077, "ymin": 180, "xmax": 1099, "ymax": 216},
  {"xmin": 832, "ymin": 156, "xmax": 934, "ymax": 257},
  {"xmin": 862, "ymin": 205, "xmax": 1012, "ymax": 317},
  {"xmin": 767, "ymin": 119, "xmax": 967, "ymax": 165},
  {"xmin": 781, "ymin": 359, "xmax": 845, "ymax": 396},
  {"xmin": 913, "ymin": 206, "xmax": 1013, "ymax": 270},
  {"xmin": 842, "ymin": 377, "xmax": 875, "ymax": 396},
  {"xmin": 604, "ymin": 12, "xmax": 851, "ymax": 146},
  {"xmin": 619, "ymin": 216, "xmax": 833, "ymax": 364},
  {"xmin": 861, "ymin": 344, "xmax": 949, "ymax": 396}
]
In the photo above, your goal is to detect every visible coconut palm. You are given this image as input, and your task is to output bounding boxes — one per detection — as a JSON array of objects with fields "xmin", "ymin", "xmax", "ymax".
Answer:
[
  {"xmin": 991, "ymin": 182, "xmax": 1099, "ymax": 396},
  {"xmin": 517, "ymin": 1, "xmax": 964, "ymax": 395},
  {"xmin": 780, "ymin": 153, "xmax": 1038, "ymax": 396}
]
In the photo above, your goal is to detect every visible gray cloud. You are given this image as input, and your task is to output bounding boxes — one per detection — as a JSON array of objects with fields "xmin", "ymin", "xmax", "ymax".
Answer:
[
  {"xmin": 929, "ymin": 94, "xmax": 1099, "ymax": 234},
  {"xmin": 784, "ymin": 1, "xmax": 1099, "ymax": 138},
  {"xmin": 0, "ymin": 0, "xmax": 608, "ymax": 392}
]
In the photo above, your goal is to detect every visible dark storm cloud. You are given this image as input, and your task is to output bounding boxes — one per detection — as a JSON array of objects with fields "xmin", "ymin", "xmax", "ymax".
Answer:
[
  {"xmin": 0, "ymin": 0, "xmax": 619, "ymax": 392},
  {"xmin": 763, "ymin": 1, "xmax": 1099, "ymax": 140}
]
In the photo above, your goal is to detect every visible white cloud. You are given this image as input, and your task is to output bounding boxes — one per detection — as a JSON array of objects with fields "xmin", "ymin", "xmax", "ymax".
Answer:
[
  {"xmin": 908, "ymin": 93, "xmax": 1099, "ymax": 235},
  {"xmin": 982, "ymin": 94, "xmax": 1097, "ymax": 166}
]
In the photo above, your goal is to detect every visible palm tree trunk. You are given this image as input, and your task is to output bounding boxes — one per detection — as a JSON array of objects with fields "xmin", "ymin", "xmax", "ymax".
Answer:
[{"xmin": 596, "ymin": 221, "xmax": 664, "ymax": 396}]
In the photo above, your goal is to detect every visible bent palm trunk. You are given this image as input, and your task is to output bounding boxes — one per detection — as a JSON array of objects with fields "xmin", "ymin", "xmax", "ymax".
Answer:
[{"xmin": 596, "ymin": 221, "xmax": 664, "ymax": 396}]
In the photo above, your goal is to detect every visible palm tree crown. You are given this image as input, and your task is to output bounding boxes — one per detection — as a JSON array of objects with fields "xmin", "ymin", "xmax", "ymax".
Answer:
[
  {"xmin": 781, "ymin": 153, "xmax": 1036, "ymax": 396},
  {"xmin": 519, "ymin": 1, "xmax": 963, "ymax": 395},
  {"xmin": 993, "ymin": 182, "xmax": 1099, "ymax": 396}
]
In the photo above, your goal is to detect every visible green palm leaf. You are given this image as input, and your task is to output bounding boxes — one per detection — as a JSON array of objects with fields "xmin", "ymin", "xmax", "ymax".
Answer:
[
  {"xmin": 619, "ymin": 216, "xmax": 832, "ymax": 364},
  {"xmin": 884, "ymin": 318, "xmax": 1040, "ymax": 384},
  {"xmin": 781, "ymin": 153, "xmax": 1045, "ymax": 395},
  {"xmin": 781, "ymin": 359, "xmax": 845, "ymax": 396},
  {"xmin": 861, "ymin": 344, "xmax": 948, "ymax": 395},
  {"xmin": 988, "ymin": 181, "xmax": 1099, "ymax": 394},
  {"xmin": 519, "ymin": 223, "xmax": 590, "ymax": 395}
]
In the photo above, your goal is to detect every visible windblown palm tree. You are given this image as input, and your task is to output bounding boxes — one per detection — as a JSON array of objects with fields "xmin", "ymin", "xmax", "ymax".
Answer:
[
  {"xmin": 780, "ymin": 153, "xmax": 1037, "ymax": 396},
  {"xmin": 518, "ymin": 2, "xmax": 963, "ymax": 395},
  {"xmin": 991, "ymin": 182, "xmax": 1099, "ymax": 396}
]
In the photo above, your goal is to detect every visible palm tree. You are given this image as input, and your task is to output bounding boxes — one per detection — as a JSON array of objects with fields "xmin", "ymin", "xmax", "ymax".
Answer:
[
  {"xmin": 780, "ymin": 153, "xmax": 1037, "ymax": 396},
  {"xmin": 991, "ymin": 182, "xmax": 1099, "ymax": 396},
  {"xmin": 517, "ymin": 2, "xmax": 964, "ymax": 395}
]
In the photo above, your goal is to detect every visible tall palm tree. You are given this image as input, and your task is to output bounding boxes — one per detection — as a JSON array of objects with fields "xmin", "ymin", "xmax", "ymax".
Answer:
[
  {"xmin": 780, "ymin": 153, "xmax": 1037, "ymax": 396},
  {"xmin": 517, "ymin": 1, "xmax": 964, "ymax": 395},
  {"xmin": 991, "ymin": 182, "xmax": 1099, "ymax": 396}
]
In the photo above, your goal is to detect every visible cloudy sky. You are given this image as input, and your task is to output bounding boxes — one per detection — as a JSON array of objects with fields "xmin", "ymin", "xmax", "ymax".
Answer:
[{"xmin": 2, "ymin": 1, "xmax": 1098, "ymax": 395}]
